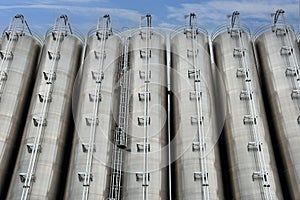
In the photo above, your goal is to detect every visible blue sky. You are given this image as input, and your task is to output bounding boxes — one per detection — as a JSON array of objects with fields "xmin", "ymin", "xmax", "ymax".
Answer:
[{"xmin": 0, "ymin": 0, "xmax": 298, "ymax": 37}]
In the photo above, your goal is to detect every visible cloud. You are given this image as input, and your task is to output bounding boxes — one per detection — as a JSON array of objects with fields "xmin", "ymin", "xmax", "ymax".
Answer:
[
  {"xmin": 166, "ymin": 0, "xmax": 299, "ymax": 33},
  {"xmin": 0, "ymin": 4, "xmax": 142, "ymax": 22}
]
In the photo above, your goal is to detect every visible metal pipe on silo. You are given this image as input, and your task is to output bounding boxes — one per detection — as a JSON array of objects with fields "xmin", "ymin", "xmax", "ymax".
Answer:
[
  {"xmin": 170, "ymin": 13, "xmax": 224, "ymax": 199},
  {"xmin": 7, "ymin": 15, "xmax": 83, "ymax": 199},
  {"xmin": 212, "ymin": 11, "xmax": 283, "ymax": 199},
  {"xmin": 121, "ymin": 14, "xmax": 169, "ymax": 200},
  {"xmin": 254, "ymin": 9, "xmax": 300, "ymax": 199},
  {"xmin": 0, "ymin": 15, "xmax": 41, "ymax": 199},
  {"xmin": 64, "ymin": 15, "xmax": 122, "ymax": 199}
]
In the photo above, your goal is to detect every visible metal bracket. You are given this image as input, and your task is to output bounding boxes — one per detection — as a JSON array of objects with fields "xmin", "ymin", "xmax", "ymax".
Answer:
[
  {"xmin": 189, "ymin": 91, "xmax": 202, "ymax": 100},
  {"xmin": 285, "ymin": 66, "xmax": 299, "ymax": 76},
  {"xmin": 82, "ymin": 143, "xmax": 96, "ymax": 153},
  {"xmin": 247, "ymin": 141, "xmax": 262, "ymax": 151},
  {"xmin": 140, "ymin": 50, "xmax": 151, "ymax": 58},
  {"xmin": 0, "ymin": 50, "xmax": 13, "ymax": 60},
  {"xmin": 91, "ymin": 71, "xmax": 104, "ymax": 83},
  {"xmin": 26, "ymin": 144, "xmax": 41, "ymax": 153},
  {"xmin": 243, "ymin": 115, "xmax": 257, "ymax": 125},
  {"xmin": 272, "ymin": 27, "xmax": 287, "ymax": 36},
  {"xmin": 38, "ymin": 93, "xmax": 52, "ymax": 103},
  {"xmin": 252, "ymin": 171, "xmax": 270, "ymax": 187},
  {"xmin": 78, "ymin": 172, "xmax": 93, "ymax": 183},
  {"xmin": 19, "ymin": 173, "xmax": 35, "ymax": 183},
  {"xmin": 192, "ymin": 141, "xmax": 206, "ymax": 151},
  {"xmin": 0, "ymin": 71, "xmax": 7, "ymax": 81},
  {"xmin": 194, "ymin": 172, "xmax": 209, "ymax": 186},
  {"xmin": 138, "ymin": 91, "xmax": 151, "ymax": 101},
  {"xmin": 85, "ymin": 117, "xmax": 99, "ymax": 126},
  {"xmin": 43, "ymin": 71, "xmax": 56, "ymax": 84},
  {"xmin": 32, "ymin": 116, "xmax": 47, "ymax": 127},
  {"xmin": 137, "ymin": 116, "xmax": 151, "ymax": 125},
  {"xmin": 233, "ymin": 48, "xmax": 245, "ymax": 57},
  {"xmin": 136, "ymin": 143, "xmax": 150, "ymax": 152},
  {"xmin": 280, "ymin": 46, "xmax": 293, "ymax": 55},
  {"xmin": 236, "ymin": 67, "xmax": 249, "ymax": 78},
  {"xmin": 187, "ymin": 49, "xmax": 199, "ymax": 57},
  {"xmin": 94, "ymin": 50, "xmax": 106, "ymax": 60},
  {"xmin": 240, "ymin": 89, "xmax": 252, "ymax": 100},
  {"xmin": 48, "ymin": 51, "xmax": 60, "ymax": 60},
  {"xmin": 135, "ymin": 172, "xmax": 150, "ymax": 182},
  {"xmin": 187, "ymin": 69, "xmax": 200, "ymax": 78},
  {"xmin": 88, "ymin": 92, "xmax": 101, "ymax": 102},
  {"xmin": 228, "ymin": 28, "xmax": 241, "ymax": 38},
  {"xmin": 191, "ymin": 115, "xmax": 204, "ymax": 125},
  {"xmin": 291, "ymin": 89, "xmax": 300, "ymax": 99},
  {"xmin": 139, "ymin": 70, "xmax": 151, "ymax": 79}
]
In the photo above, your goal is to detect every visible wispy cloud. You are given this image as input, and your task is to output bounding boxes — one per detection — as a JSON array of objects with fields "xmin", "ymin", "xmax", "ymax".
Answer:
[
  {"xmin": 0, "ymin": 4, "xmax": 143, "ymax": 32},
  {"xmin": 166, "ymin": 0, "xmax": 299, "ymax": 33}
]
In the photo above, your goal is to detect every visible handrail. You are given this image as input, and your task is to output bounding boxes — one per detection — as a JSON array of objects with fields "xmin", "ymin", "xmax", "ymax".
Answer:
[
  {"xmin": 45, "ymin": 17, "xmax": 85, "ymax": 44},
  {"xmin": 170, "ymin": 25, "xmax": 208, "ymax": 39},
  {"xmin": 211, "ymin": 23, "xmax": 250, "ymax": 41},
  {"xmin": 252, "ymin": 23, "xmax": 294, "ymax": 42}
]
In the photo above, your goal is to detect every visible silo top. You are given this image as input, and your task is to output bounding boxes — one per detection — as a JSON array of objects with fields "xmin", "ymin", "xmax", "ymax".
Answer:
[{"xmin": 211, "ymin": 23, "xmax": 251, "ymax": 42}]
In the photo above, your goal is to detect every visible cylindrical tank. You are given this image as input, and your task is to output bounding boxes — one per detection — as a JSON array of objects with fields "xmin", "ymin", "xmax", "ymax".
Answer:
[
  {"xmin": 7, "ymin": 15, "xmax": 83, "ymax": 199},
  {"xmin": 121, "ymin": 25, "xmax": 169, "ymax": 199},
  {"xmin": 212, "ymin": 14, "xmax": 283, "ymax": 199},
  {"xmin": 64, "ymin": 16, "xmax": 121, "ymax": 200},
  {"xmin": 0, "ymin": 15, "xmax": 41, "ymax": 198},
  {"xmin": 254, "ymin": 10, "xmax": 300, "ymax": 199},
  {"xmin": 170, "ymin": 14, "xmax": 224, "ymax": 199}
]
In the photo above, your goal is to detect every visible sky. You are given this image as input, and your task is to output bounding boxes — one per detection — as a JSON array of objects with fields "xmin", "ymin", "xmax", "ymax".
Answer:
[{"xmin": 0, "ymin": 0, "xmax": 298, "ymax": 38}]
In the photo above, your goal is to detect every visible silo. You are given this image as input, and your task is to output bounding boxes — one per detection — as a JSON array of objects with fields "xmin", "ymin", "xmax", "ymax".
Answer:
[
  {"xmin": 64, "ymin": 15, "xmax": 122, "ymax": 199},
  {"xmin": 170, "ymin": 13, "xmax": 224, "ymax": 199},
  {"xmin": 212, "ymin": 12, "xmax": 282, "ymax": 199},
  {"xmin": 7, "ymin": 15, "xmax": 83, "ymax": 199},
  {"xmin": 0, "ymin": 15, "xmax": 41, "ymax": 198},
  {"xmin": 254, "ymin": 9, "xmax": 300, "ymax": 199},
  {"xmin": 121, "ymin": 14, "xmax": 169, "ymax": 200}
]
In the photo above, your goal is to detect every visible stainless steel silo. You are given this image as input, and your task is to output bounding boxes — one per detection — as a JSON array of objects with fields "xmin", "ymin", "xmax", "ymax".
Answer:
[
  {"xmin": 64, "ymin": 15, "xmax": 122, "ymax": 200},
  {"xmin": 170, "ymin": 13, "xmax": 224, "ymax": 199},
  {"xmin": 7, "ymin": 15, "xmax": 83, "ymax": 200},
  {"xmin": 212, "ymin": 11, "xmax": 283, "ymax": 199},
  {"xmin": 0, "ymin": 15, "xmax": 41, "ymax": 198},
  {"xmin": 121, "ymin": 14, "xmax": 169, "ymax": 200},
  {"xmin": 254, "ymin": 9, "xmax": 300, "ymax": 199}
]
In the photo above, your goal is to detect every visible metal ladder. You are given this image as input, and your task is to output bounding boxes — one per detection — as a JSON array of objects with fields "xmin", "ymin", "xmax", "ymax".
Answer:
[
  {"xmin": 19, "ymin": 15, "xmax": 70, "ymax": 200},
  {"xmin": 186, "ymin": 13, "xmax": 210, "ymax": 199},
  {"xmin": 0, "ymin": 15, "xmax": 32, "ymax": 102},
  {"xmin": 79, "ymin": 15, "xmax": 110, "ymax": 200},
  {"xmin": 272, "ymin": 9, "xmax": 300, "ymax": 122},
  {"xmin": 230, "ymin": 11, "xmax": 272, "ymax": 199},
  {"xmin": 138, "ymin": 14, "xmax": 152, "ymax": 200},
  {"xmin": 108, "ymin": 36, "xmax": 130, "ymax": 200}
]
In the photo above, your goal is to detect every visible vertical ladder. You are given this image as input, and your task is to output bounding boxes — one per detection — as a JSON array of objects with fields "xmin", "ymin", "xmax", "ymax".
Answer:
[
  {"xmin": 272, "ymin": 9, "xmax": 300, "ymax": 122},
  {"xmin": 137, "ymin": 14, "xmax": 152, "ymax": 200},
  {"xmin": 19, "ymin": 15, "xmax": 70, "ymax": 200},
  {"xmin": 186, "ymin": 13, "xmax": 210, "ymax": 199},
  {"xmin": 108, "ymin": 37, "xmax": 130, "ymax": 200},
  {"xmin": 80, "ymin": 15, "xmax": 110, "ymax": 200},
  {"xmin": 0, "ymin": 15, "xmax": 32, "ymax": 102},
  {"xmin": 230, "ymin": 11, "xmax": 272, "ymax": 199}
]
